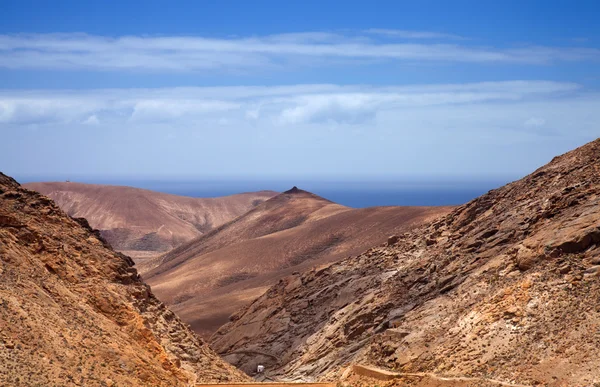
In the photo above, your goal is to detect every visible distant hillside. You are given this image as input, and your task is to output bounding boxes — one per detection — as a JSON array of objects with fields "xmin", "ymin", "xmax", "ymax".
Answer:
[
  {"xmin": 212, "ymin": 138, "xmax": 600, "ymax": 386},
  {"xmin": 144, "ymin": 187, "xmax": 451, "ymax": 337},
  {"xmin": 24, "ymin": 182, "xmax": 277, "ymax": 264},
  {"xmin": 0, "ymin": 173, "xmax": 249, "ymax": 386}
]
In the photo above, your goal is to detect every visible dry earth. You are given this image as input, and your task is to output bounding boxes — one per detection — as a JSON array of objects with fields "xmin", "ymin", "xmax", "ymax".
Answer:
[
  {"xmin": 342, "ymin": 364, "xmax": 532, "ymax": 386},
  {"xmin": 145, "ymin": 187, "xmax": 451, "ymax": 337},
  {"xmin": 212, "ymin": 139, "xmax": 600, "ymax": 387},
  {"xmin": 24, "ymin": 181, "xmax": 276, "ymax": 265},
  {"xmin": 0, "ymin": 173, "xmax": 249, "ymax": 386}
]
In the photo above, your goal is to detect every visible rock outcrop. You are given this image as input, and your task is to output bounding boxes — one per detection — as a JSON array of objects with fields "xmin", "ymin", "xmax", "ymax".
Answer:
[
  {"xmin": 212, "ymin": 138, "xmax": 600, "ymax": 386},
  {"xmin": 0, "ymin": 173, "xmax": 249, "ymax": 386}
]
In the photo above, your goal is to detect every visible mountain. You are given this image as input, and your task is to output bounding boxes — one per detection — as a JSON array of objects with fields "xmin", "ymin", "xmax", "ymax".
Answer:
[
  {"xmin": 24, "ymin": 182, "xmax": 277, "ymax": 266},
  {"xmin": 211, "ymin": 139, "xmax": 600, "ymax": 386},
  {"xmin": 144, "ymin": 187, "xmax": 452, "ymax": 338},
  {"xmin": 0, "ymin": 173, "xmax": 249, "ymax": 386}
]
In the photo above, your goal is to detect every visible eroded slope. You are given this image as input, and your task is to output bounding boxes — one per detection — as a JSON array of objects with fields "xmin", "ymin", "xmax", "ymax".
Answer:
[
  {"xmin": 0, "ymin": 173, "xmax": 249, "ymax": 386},
  {"xmin": 146, "ymin": 188, "xmax": 450, "ymax": 337},
  {"xmin": 212, "ymin": 139, "xmax": 600, "ymax": 386},
  {"xmin": 24, "ymin": 181, "xmax": 276, "ymax": 265}
]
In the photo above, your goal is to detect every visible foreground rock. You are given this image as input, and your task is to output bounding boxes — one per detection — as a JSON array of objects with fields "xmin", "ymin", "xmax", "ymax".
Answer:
[
  {"xmin": 0, "ymin": 173, "xmax": 249, "ymax": 386},
  {"xmin": 212, "ymin": 138, "xmax": 600, "ymax": 386}
]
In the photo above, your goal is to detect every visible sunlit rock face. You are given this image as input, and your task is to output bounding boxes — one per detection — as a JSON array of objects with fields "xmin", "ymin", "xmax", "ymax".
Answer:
[
  {"xmin": 213, "ymin": 138, "xmax": 600, "ymax": 386},
  {"xmin": 0, "ymin": 173, "xmax": 249, "ymax": 386}
]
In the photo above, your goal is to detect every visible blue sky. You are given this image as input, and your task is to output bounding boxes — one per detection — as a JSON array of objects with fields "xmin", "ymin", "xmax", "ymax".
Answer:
[{"xmin": 1, "ymin": 0, "xmax": 599, "ymax": 182}]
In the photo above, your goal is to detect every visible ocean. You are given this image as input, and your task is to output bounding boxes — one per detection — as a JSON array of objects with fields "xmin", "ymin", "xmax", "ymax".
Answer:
[{"xmin": 59, "ymin": 178, "xmax": 510, "ymax": 208}]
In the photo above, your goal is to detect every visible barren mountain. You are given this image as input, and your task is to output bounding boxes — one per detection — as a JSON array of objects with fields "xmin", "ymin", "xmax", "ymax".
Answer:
[
  {"xmin": 0, "ymin": 173, "xmax": 249, "ymax": 386},
  {"xmin": 24, "ymin": 182, "xmax": 276, "ymax": 264},
  {"xmin": 212, "ymin": 139, "xmax": 600, "ymax": 387},
  {"xmin": 145, "ymin": 187, "xmax": 451, "ymax": 337}
]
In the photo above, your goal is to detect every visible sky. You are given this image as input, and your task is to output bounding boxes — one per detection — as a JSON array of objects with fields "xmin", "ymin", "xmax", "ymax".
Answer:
[{"xmin": 1, "ymin": 0, "xmax": 599, "ymax": 183}]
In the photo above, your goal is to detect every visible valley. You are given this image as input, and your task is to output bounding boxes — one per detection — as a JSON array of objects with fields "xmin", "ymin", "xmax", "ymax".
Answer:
[
  {"xmin": 211, "ymin": 138, "xmax": 600, "ymax": 386},
  {"xmin": 144, "ymin": 187, "xmax": 451, "ymax": 337},
  {"xmin": 3, "ymin": 3, "xmax": 599, "ymax": 386},
  {"xmin": 5, "ymin": 139, "xmax": 600, "ymax": 386}
]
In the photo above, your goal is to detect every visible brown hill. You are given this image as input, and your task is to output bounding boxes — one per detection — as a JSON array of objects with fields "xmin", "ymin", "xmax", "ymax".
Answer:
[
  {"xmin": 0, "ymin": 173, "xmax": 249, "ymax": 386},
  {"xmin": 211, "ymin": 139, "xmax": 600, "ymax": 386},
  {"xmin": 24, "ymin": 181, "xmax": 277, "ymax": 264},
  {"xmin": 144, "ymin": 188, "xmax": 452, "ymax": 338}
]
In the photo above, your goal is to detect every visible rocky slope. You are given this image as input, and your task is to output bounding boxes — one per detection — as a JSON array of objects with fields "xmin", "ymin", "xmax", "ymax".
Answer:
[
  {"xmin": 212, "ymin": 139, "xmax": 600, "ymax": 387},
  {"xmin": 0, "ymin": 173, "xmax": 249, "ymax": 386},
  {"xmin": 24, "ymin": 181, "xmax": 276, "ymax": 265},
  {"xmin": 145, "ymin": 188, "xmax": 451, "ymax": 337}
]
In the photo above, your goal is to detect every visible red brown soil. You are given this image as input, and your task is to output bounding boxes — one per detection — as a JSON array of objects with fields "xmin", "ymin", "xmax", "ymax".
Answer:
[
  {"xmin": 24, "ymin": 181, "xmax": 276, "ymax": 266},
  {"xmin": 0, "ymin": 173, "xmax": 249, "ymax": 386},
  {"xmin": 144, "ymin": 188, "xmax": 451, "ymax": 338},
  {"xmin": 212, "ymin": 139, "xmax": 600, "ymax": 386}
]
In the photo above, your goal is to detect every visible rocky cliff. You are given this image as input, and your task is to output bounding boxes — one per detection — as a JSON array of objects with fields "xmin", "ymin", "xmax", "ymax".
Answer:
[
  {"xmin": 0, "ymin": 173, "xmax": 249, "ymax": 386},
  {"xmin": 212, "ymin": 139, "xmax": 600, "ymax": 386}
]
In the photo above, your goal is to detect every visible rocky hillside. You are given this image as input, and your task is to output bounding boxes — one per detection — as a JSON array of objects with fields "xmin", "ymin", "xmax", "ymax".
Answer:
[
  {"xmin": 212, "ymin": 139, "xmax": 600, "ymax": 386},
  {"xmin": 145, "ymin": 187, "xmax": 450, "ymax": 337},
  {"xmin": 0, "ymin": 173, "xmax": 249, "ymax": 386},
  {"xmin": 24, "ymin": 181, "xmax": 276, "ymax": 266},
  {"xmin": 145, "ymin": 187, "xmax": 349, "ymax": 276}
]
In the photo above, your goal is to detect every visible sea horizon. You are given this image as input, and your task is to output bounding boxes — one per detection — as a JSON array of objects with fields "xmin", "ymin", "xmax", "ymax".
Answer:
[{"xmin": 17, "ymin": 176, "xmax": 512, "ymax": 208}]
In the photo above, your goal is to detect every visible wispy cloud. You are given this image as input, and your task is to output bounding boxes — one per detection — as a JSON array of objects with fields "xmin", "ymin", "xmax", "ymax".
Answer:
[
  {"xmin": 0, "ymin": 32, "xmax": 599, "ymax": 72},
  {"xmin": 2, "ymin": 81, "xmax": 598, "ymax": 178},
  {"xmin": 0, "ymin": 81, "xmax": 581, "ymax": 126},
  {"xmin": 524, "ymin": 117, "xmax": 546, "ymax": 128},
  {"xmin": 364, "ymin": 29, "xmax": 465, "ymax": 40}
]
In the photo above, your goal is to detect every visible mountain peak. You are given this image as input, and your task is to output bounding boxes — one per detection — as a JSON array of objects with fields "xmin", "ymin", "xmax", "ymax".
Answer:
[{"xmin": 284, "ymin": 186, "xmax": 304, "ymax": 194}]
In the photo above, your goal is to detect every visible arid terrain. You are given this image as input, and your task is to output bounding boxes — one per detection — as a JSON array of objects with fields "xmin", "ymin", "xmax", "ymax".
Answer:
[
  {"xmin": 24, "ymin": 182, "xmax": 276, "ymax": 264},
  {"xmin": 144, "ymin": 187, "xmax": 452, "ymax": 337},
  {"xmin": 211, "ymin": 138, "xmax": 600, "ymax": 386},
  {"xmin": 4, "ymin": 1, "xmax": 599, "ymax": 385},
  {"xmin": 3, "ymin": 138, "xmax": 600, "ymax": 387},
  {"xmin": 0, "ymin": 173, "xmax": 250, "ymax": 386}
]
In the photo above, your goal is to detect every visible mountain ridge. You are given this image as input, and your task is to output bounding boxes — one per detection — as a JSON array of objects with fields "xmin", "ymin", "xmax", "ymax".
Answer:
[
  {"xmin": 211, "ymin": 138, "xmax": 600, "ymax": 386},
  {"xmin": 144, "ymin": 186, "xmax": 345, "ymax": 276},
  {"xmin": 145, "ymin": 187, "xmax": 452, "ymax": 338},
  {"xmin": 24, "ymin": 181, "xmax": 277, "ymax": 264}
]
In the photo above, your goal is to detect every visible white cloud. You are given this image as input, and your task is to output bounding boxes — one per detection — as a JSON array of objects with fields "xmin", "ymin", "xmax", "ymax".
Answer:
[
  {"xmin": 82, "ymin": 114, "xmax": 100, "ymax": 125},
  {"xmin": 364, "ymin": 29, "xmax": 464, "ymax": 40},
  {"xmin": 0, "ymin": 32, "xmax": 598, "ymax": 72},
  {"xmin": 0, "ymin": 81, "xmax": 580, "ymax": 127},
  {"xmin": 524, "ymin": 117, "xmax": 546, "ymax": 128},
  {"xmin": 0, "ymin": 97, "xmax": 104, "ymax": 124},
  {"xmin": 2, "ymin": 82, "xmax": 599, "ymax": 179},
  {"xmin": 245, "ymin": 108, "xmax": 261, "ymax": 120},
  {"xmin": 129, "ymin": 99, "xmax": 239, "ymax": 122},
  {"xmin": 279, "ymin": 94, "xmax": 382, "ymax": 124}
]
